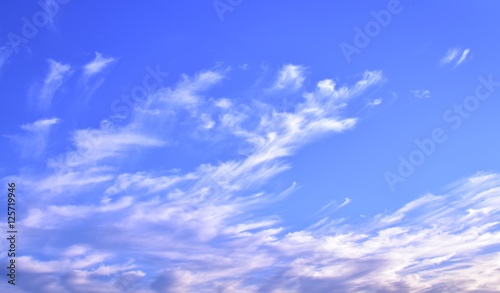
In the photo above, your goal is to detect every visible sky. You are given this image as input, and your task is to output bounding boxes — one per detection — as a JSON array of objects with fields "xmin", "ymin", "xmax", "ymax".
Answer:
[{"xmin": 1, "ymin": 0, "xmax": 500, "ymax": 292}]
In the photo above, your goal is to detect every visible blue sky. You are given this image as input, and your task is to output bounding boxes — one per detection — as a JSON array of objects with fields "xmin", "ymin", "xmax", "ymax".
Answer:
[{"xmin": 1, "ymin": 0, "xmax": 500, "ymax": 292}]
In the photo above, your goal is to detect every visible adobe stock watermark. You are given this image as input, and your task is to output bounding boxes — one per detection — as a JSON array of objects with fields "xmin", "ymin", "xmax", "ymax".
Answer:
[
  {"xmin": 384, "ymin": 74, "xmax": 500, "ymax": 192},
  {"xmin": 4, "ymin": 0, "xmax": 70, "ymax": 54},
  {"xmin": 339, "ymin": 0, "xmax": 410, "ymax": 63},
  {"xmin": 109, "ymin": 64, "xmax": 168, "ymax": 122},
  {"xmin": 213, "ymin": 0, "xmax": 243, "ymax": 21}
]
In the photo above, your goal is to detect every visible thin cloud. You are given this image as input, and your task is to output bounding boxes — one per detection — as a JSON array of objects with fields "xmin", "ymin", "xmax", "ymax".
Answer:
[
  {"xmin": 37, "ymin": 59, "xmax": 72, "ymax": 110},
  {"xmin": 273, "ymin": 64, "xmax": 305, "ymax": 90},
  {"xmin": 13, "ymin": 172, "xmax": 500, "ymax": 292},
  {"xmin": 411, "ymin": 89, "xmax": 431, "ymax": 98},
  {"xmin": 20, "ymin": 117, "xmax": 60, "ymax": 131},
  {"xmin": 455, "ymin": 48, "xmax": 470, "ymax": 67},
  {"xmin": 440, "ymin": 48, "xmax": 459, "ymax": 66},
  {"xmin": 9, "ymin": 66, "xmax": 499, "ymax": 291},
  {"xmin": 9, "ymin": 118, "xmax": 60, "ymax": 158},
  {"xmin": 82, "ymin": 52, "xmax": 115, "ymax": 78},
  {"xmin": 10, "ymin": 66, "xmax": 392, "ymax": 292},
  {"xmin": 367, "ymin": 98, "xmax": 382, "ymax": 107},
  {"xmin": 440, "ymin": 47, "xmax": 471, "ymax": 68},
  {"xmin": 80, "ymin": 52, "xmax": 116, "ymax": 103},
  {"xmin": 238, "ymin": 63, "xmax": 249, "ymax": 70},
  {"xmin": 335, "ymin": 197, "xmax": 351, "ymax": 210},
  {"xmin": 314, "ymin": 197, "xmax": 351, "ymax": 217}
]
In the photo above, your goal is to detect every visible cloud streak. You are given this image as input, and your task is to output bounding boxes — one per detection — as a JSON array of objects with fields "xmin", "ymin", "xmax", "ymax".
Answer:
[
  {"xmin": 273, "ymin": 64, "xmax": 305, "ymax": 90},
  {"xmin": 36, "ymin": 59, "xmax": 72, "ymax": 110},
  {"xmin": 411, "ymin": 89, "xmax": 431, "ymax": 99},
  {"xmin": 9, "ymin": 118, "xmax": 60, "ymax": 159},
  {"xmin": 9, "ymin": 65, "xmax": 499, "ymax": 292},
  {"xmin": 83, "ymin": 52, "xmax": 115, "ymax": 78},
  {"xmin": 440, "ymin": 47, "xmax": 471, "ymax": 68}
]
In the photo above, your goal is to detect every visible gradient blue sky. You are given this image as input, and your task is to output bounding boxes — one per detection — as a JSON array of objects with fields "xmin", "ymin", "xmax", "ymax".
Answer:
[{"xmin": 1, "ymin": 0, "xmax": 500, "ymax": 292}]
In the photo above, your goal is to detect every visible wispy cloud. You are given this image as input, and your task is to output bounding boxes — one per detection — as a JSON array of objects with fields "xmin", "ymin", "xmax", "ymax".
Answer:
[
  {"xmin": 12, "ymin": 171, "xmax": 500, "ymax": 292},
  {"xmin": 36, "ymin": 59, "xmax": 72, "ymax": 110},
  {"xmin": 20, "ymin": 118, "xmax": 60, "ymax": 132},
  {"xmin": 367, "ymin": 98, "xmax": 382, "ymax": 107},
  {"xmin": 82, "ymin": 52, "xmax": 115, "ymax": 78},
  {"xmin": 58, "ymin": 129, "xmax": 166, "ymax": 167},
  {"xmin": 455, "ymin": 48, "xmax": 470, "ymax": 67},
  {"xmin": 273, "ymin": 64, "xmax": 305, "ymax": 90},
  {"xmin": 440, "ymin": 47, "xmax": 471, "ymax": 67},
  {"xmin": 440, "ymin": 48, "xmax": 459, "ymax": 66},
  {"xmin": 7, "ymin": 65, "xmax": 396, "ymax": 292},
  {"xmin": 314, "ymin": 197, "xmax": 351, "ymax": 217},
  {"xmin": 411, "ymin": 89, "xmax": 431, "ymax": 98},
  {"xmin": 9, "ymin": 118, "xmax": 60, "ymax": 158},
  {"xmin": 78, "ymin": 52, "xmax": 116, "ymax": 103},
  {"xmin": 10, "ymin": 66, "xmax": 500, "ymax": 292}
]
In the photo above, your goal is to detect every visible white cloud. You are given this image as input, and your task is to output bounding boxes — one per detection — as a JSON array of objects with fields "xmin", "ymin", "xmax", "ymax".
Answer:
[
  {"xmin": 367, "ymin": 98, "xmax": 382, "ymax": 107},
  {"xmin": 83, "ymin": 52, "xmax": 115, "ymax": 77},
  {"xmin": 19, "ymin": 169, "xmax": 500, "ymax": 292},
  {"xmin": 45, "ymin": 60, "xmax": 71, "ymax": 84},
  {"xmin": 22, "ymin": 195, "xmax": 132, "ymax": 228},
  {"xmin": 455, "ymin": 48, "xmax": 470, "ymax": 67},
  {"xmin": 336, "ymin": 197, "xmax": 351, "ymax": 210},
  {"xmin": 273, "ymin": 64, "xmax": 305, "ymax": 90},
  {"xmin": 154, "ymin": 69, "xmax": 225, "ymax": 109},
  {"xmin": 440, "ymin": 47, "xmax": 471, "ymax": 67},
  {"xmin": 79, "ymin": 52, "xmax": 116, "ymax": 102},
  {"xmin": 440, "ymin": 48, "xmax": 459, "ymax": 66},
  {"xmin": 11, "ymin": 65, "xmax": 398, "ymax": 293},
  {"xmin": 411, "ymin": 89, "xmax": 431, "ymax": 98},
  {"xmin": 20, "ymin": 117, "xmax": 60, "ymax": 131},
  {"xmin": 37, "ymin": 59, "xmax": 72, "ymax": 109},
  {"xmin": 10, "ymin": 118, "xmax": 60, "ymax": 158},
  {"xmin": 26, "ymin": 166, "xmax": 113, "ymax": 195},
  {"xmin": 117, "ymin": 67, "xmax": 499, "ymax": 288},
  {"xmin": 51, "ymin": 128, "xmax": 166, "ymax": 168},
  {"xmin": 215, "ymin": 98, "xmax": 232, "ymax": 109}
]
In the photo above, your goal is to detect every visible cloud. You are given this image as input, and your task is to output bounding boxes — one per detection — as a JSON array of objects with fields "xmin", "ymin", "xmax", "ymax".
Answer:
[
  {"xmin": 21, "ymin": 118, "xmax": 60, "ymax": 131},
  {"xmin": 411, "ymin": 89, "xmax": 431, "ymax": 99},
  {"xmin": 83, "ymin": 52, "xmax": 115, "ymax": 78},
  {"xmin": 439, "ymin": 48, "xmax": 459, "ymax": 66},
  {"xmin": 152, "ymin": 69, "xmax": 225, "ymax": 109},
  {"xmin": 440, "ymin": 48, "xmax": 471, "ymax": 67},
  {"xmin": 7, "ymin": 65, "xmax": 398, "ymax": 292},
  {"xmin": 36, "ymin": 59, "xmax": 72, "ymax": 109},
  {"xmin": 78, "ymin": 52, "xmax": 116, "ymax": 103},
  {"xmin": 22, "ymin": 196, "xmax": 132, "ymax": 228},
  {"xmin": 57, "ymin": 129, "xmax": 166, "ymax": 167},
  {"xmin": 273, "ymin": 64, "xmax": 305, "ymax": 90},
  {"xmin": 367, "ymin": 98, "xmax": 382, "ymax": 107},
  {"xmin": 12, "ymin": 173, "xmax": 500, "ymax": 292},
  {"xmin": 9, "ymin": 118, "xmax": 60, "ymax": 158},
  {"xmin": 336, "ymin": 197, "xmax": 351, "ymax": 210},
  {"xmin": 455, "ymin": 48, "xmax": 470, "ymax": 67},
  {"xmin": 10, "ymin": 66, "xmax": 500, "ymax": 291}
]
